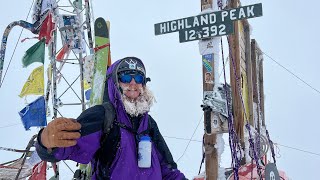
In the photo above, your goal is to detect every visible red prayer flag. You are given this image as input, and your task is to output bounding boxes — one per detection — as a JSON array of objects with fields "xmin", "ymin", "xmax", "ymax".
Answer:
[
  {"xmin": 56, "ymin": 44, "xmax": 69, "ymax": 61},
  {"xmin": 38, "ymin": 13, "xmax": 55, "ymax": 44},
  {"xmin": 29, "ymin": 161, "xmax": 47, "ymax": 180}
]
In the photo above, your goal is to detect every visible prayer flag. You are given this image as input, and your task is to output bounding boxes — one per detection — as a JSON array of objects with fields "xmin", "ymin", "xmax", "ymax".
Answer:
[
  {"xmin": 19, "ymin": 96, "xmax": 47, "ymax": 130},
  {"xmin": 85, "ymin": 89, "xmax": 91, "ymax": 100},
  {"xmin": 19, "ymin": 65, "xmax": 44, "ymax": 98},
  {"xmin": 38, "ymin": 12, "xmax": 54, "ymax": 44},
  {"xmin": 29, "ymin": 161, "xmax": 47, "ymax": 180},
  {"xmin": 22, "ymin": 39, "xmax": 45, "ymax": 67}
]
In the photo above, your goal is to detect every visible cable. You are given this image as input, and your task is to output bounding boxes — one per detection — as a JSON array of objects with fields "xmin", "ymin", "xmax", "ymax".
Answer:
[
  {"xmin": 263, "ymin": 51, "xmax": 320, "ymax": 95},
  {"xmin": 176, "ymin": 114, "xmax": 204, "ymax": 162},
  {"xmin": 164, "ymin": 135, "xmax": 231, "ymax": 149},
  {"xmin": 163, "ymin": 135, "xmax": 202, "ymax": 143},
  {"xmin": 218, "ymin": 56, "xmax": 229, "ymax": 79},
  {"xmin": 62, "ymin": 160, "xmax": 74, "ymax": 174},
  {"xmin": 0, "ymin": 0, "xmax": 35, "ymax": 88},
  {"xmin": 0, "ymin": 123, "xmax": 21, "ymax": 129},
  {"xmin": 274, "ymin": 143, "xmax": 320, "ymax": 157}
]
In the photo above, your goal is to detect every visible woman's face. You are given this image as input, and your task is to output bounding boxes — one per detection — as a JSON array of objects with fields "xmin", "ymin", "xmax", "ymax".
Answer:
[{"xmin": 119, "ymin": 78, "xmax": 143, "ymax": 100}]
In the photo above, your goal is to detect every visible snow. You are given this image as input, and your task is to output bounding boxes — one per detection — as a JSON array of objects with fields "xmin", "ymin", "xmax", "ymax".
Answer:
[
  {"xmin": 215, "ymin": 133, "xmax": 226, "ymax": 180},
  {"xmin": 91, "ymin": 70, "xmax": 105, "ymax": 104},
  {"xmin": 83, "ymin": 55, "xmax": 94, "ymax": 84}
]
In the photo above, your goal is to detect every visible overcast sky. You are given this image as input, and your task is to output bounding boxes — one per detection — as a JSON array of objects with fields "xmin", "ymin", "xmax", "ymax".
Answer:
[{"xmin": 0, "ymin": 0, "xmax": 319, "ymax": 179}]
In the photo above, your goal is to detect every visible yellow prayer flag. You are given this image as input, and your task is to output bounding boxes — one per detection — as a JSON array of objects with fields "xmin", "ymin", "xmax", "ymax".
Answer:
[
  {"xmin": 19, "ymin": 65, "xmax": 44, "ymax": 98},
  {"xmin": 83, "ymin": 80, "xmax": 91, "ymax": 90}
]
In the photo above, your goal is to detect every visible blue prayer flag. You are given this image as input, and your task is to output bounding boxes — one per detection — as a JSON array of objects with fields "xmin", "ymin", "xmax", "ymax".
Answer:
[
  {"xmin": 85, "ymin": 89, "xmax": 92, "ymax": 100},
  {"xmin": 19, "ymin": 96, "xmax": 47, "ymax": 130}
]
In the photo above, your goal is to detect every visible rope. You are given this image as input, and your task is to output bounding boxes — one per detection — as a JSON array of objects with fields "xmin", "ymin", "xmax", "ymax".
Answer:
[
  {"xmin": 263, "ymin": 51, "xmax": 320, "ymax": 95},
  {"xmin": 177, "ymin": 114, "xmax": 204, "ymax": 162},
  {"xmin": 218, "ymin": 56, "xmax": 229, "ymax": 79},
  {"xmin": 227, "ymin": 36, "xmax": 262, "ymax": 179},
  {"xmin": 198, "ymin": 135, "xmax": 205, "ymax": 175},
  {"xmin": 221, "ymin": 37, "xmax": 241, "ymax": 180},
  {"xmin": 0, "ymin": 147, "xmax": 31, "ymax": 153},
  {"xmin": 0, "ymin": 123, "xmax": 21, "ymax": 129},
  {"xmin": 266, "ymin": 130, "xmax": 276, "ymax": 163},
  {"xmin": 62, "ymin": 161, "xmax": 74, "ymax": 174},
  {"xmin": 163, "ymin": 135, "xmax": 202, "ymax": 142},
  {"xmin": 275, "ymin": 142, "xmax": 320, "ymax": 157},
  {"xmin": 164, "ymin": 135, "xmax": 320, "ymax": 158},
  {"xmin": 20, "ymin": 36, "xmax": 38, "ymax": 43},
  {"xmin": 15, "ymin": 134, "xmax": 37, "ymax": 180}
]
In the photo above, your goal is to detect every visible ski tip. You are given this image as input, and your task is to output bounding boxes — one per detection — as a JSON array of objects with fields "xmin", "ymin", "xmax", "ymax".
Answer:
[{"xmin": 94, "ymin": 17, "xmax": 108, "ymax": 38}]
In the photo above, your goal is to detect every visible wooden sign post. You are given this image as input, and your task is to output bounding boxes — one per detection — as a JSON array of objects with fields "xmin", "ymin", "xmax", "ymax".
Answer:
[{"xmin": 201, "ymin": 1, "xmax": 218, "ymax": 179}]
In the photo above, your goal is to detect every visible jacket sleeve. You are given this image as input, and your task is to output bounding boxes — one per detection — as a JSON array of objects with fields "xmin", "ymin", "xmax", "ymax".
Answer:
[
  {"xmin": 149, "ymin": 116, "xmax": 187, "ymax": 180},
  {"xmin": 36, "ymin": 105, "xmax": 105, "ymax": 164}
]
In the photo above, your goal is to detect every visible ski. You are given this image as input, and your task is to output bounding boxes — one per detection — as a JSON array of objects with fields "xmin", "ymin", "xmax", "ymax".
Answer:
[
  {"xmin": 75, "ymin": 17, "xmax": 111, "ymax": 180},
  {"xmin": 89, "ymin": 17, "xmax": 110, "ymax": 106}
]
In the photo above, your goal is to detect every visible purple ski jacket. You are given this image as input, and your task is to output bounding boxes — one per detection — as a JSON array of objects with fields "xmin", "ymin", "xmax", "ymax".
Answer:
[{"xmin": 36, "ymin": 58, "xmax": 186, "ymax": 180}]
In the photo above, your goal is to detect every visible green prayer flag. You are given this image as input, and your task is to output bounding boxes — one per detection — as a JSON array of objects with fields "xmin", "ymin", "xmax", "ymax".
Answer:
[{"xmin": 22, "ymin": 38, "xmax": 45, "ymax": 67}]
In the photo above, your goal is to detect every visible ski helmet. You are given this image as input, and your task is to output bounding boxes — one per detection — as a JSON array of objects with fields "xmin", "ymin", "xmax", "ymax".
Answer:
[{"xmin": 117, "ymin": 57, "xmax": 146, "ymax": 76}]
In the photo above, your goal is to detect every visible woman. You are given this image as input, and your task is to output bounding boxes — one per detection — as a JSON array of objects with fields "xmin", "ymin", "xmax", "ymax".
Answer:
[{"xmin": 36, "ymin": 57, "xmax": 186, "ymax": 180}]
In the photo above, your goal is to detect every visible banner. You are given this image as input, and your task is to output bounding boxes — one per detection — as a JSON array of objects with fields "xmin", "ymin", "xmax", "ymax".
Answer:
[
  {"xmin": 28, "ymin": 161, "xmax": 47, "ymax": 180},
  {"xmin": 19, "ymin": 65, "xmax": 44, "ymax": 98},
  {"xmin": 38, "ymin": 12, "xmax": 55, "ymax": 44},
  {"xmin": 19, "ymin": 96, "xmax": 47, "ymax": 130},
  {"xmin": 22, "ymin": 39, "xmax": 45, "ymax": 67}
]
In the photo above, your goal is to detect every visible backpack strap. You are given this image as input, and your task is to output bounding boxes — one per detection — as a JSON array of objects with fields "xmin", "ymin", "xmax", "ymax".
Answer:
[
  {"xmin": 93, "ymin": 102, "xmax": 117, "ymax": 179},
  {"xmin": 101, "ymin": 102, "xmax": 116, "ymax": 134},
  {"xmin": 94, "ymin": 111, "xmax": 152, "ymax": 179}
]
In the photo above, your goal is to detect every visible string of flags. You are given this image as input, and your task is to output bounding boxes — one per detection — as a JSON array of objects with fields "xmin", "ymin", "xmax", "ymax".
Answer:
[
  {"xmin": 18, "ymin": 12, "xmax": 48, "ymax": 130},
  {"xmin": 0, "ymin": 0, "xmax": 92, "ymax": 179},
  {"xmin": 15, "ymin": 0, "xmax": 89, "ymax": 130}
]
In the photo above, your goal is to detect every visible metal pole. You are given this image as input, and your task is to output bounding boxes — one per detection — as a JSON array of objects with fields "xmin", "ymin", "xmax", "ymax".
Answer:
[
  {"xmin": 75, "ymin": 0, "xmax": 86, "ymax": 112},
  {"xmin": 51, "ymin": 22, "xmax": 58, "ymax": 118}
]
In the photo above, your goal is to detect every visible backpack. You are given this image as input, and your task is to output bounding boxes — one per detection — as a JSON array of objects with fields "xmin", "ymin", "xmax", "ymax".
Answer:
[{"xmin": 73, "ymin": 101, "xmax": 117, "ymax": 180}]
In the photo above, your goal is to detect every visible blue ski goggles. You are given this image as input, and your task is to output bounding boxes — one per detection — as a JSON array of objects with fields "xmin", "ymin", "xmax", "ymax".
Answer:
[{"xmin": 118, "ymin": 71, "xmax": 145, "ymax": 84}]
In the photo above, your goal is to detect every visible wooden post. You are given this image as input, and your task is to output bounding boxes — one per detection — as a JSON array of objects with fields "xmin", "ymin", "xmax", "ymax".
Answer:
[
  {"xmin": 228, "ymin": 0, "xmax": 256, "ymax": 164},
  {"xmin": 229, "ymin": 0, "xmax": 243, "ymax": 138},
  {"xmin": 255, "ymin": 41, "xmax": 265, "ymax": 128},
  {"xmin": 228, "ymin": 0, "xmax": 244, "ymax": 148},
  {"xmin": 201, "ymin": 0, "xmax": 218, "ymax": 179},
  {"xmin": 244, "ymin": 24, "xmax": 254, "ymax": 127},
  {"xmin": 251, "ymin": 40, "xmax": 258, "ymax": 125},
  {"xmin": 251, "ymin": 39, "xmax": 266, "ymax": 162}
]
